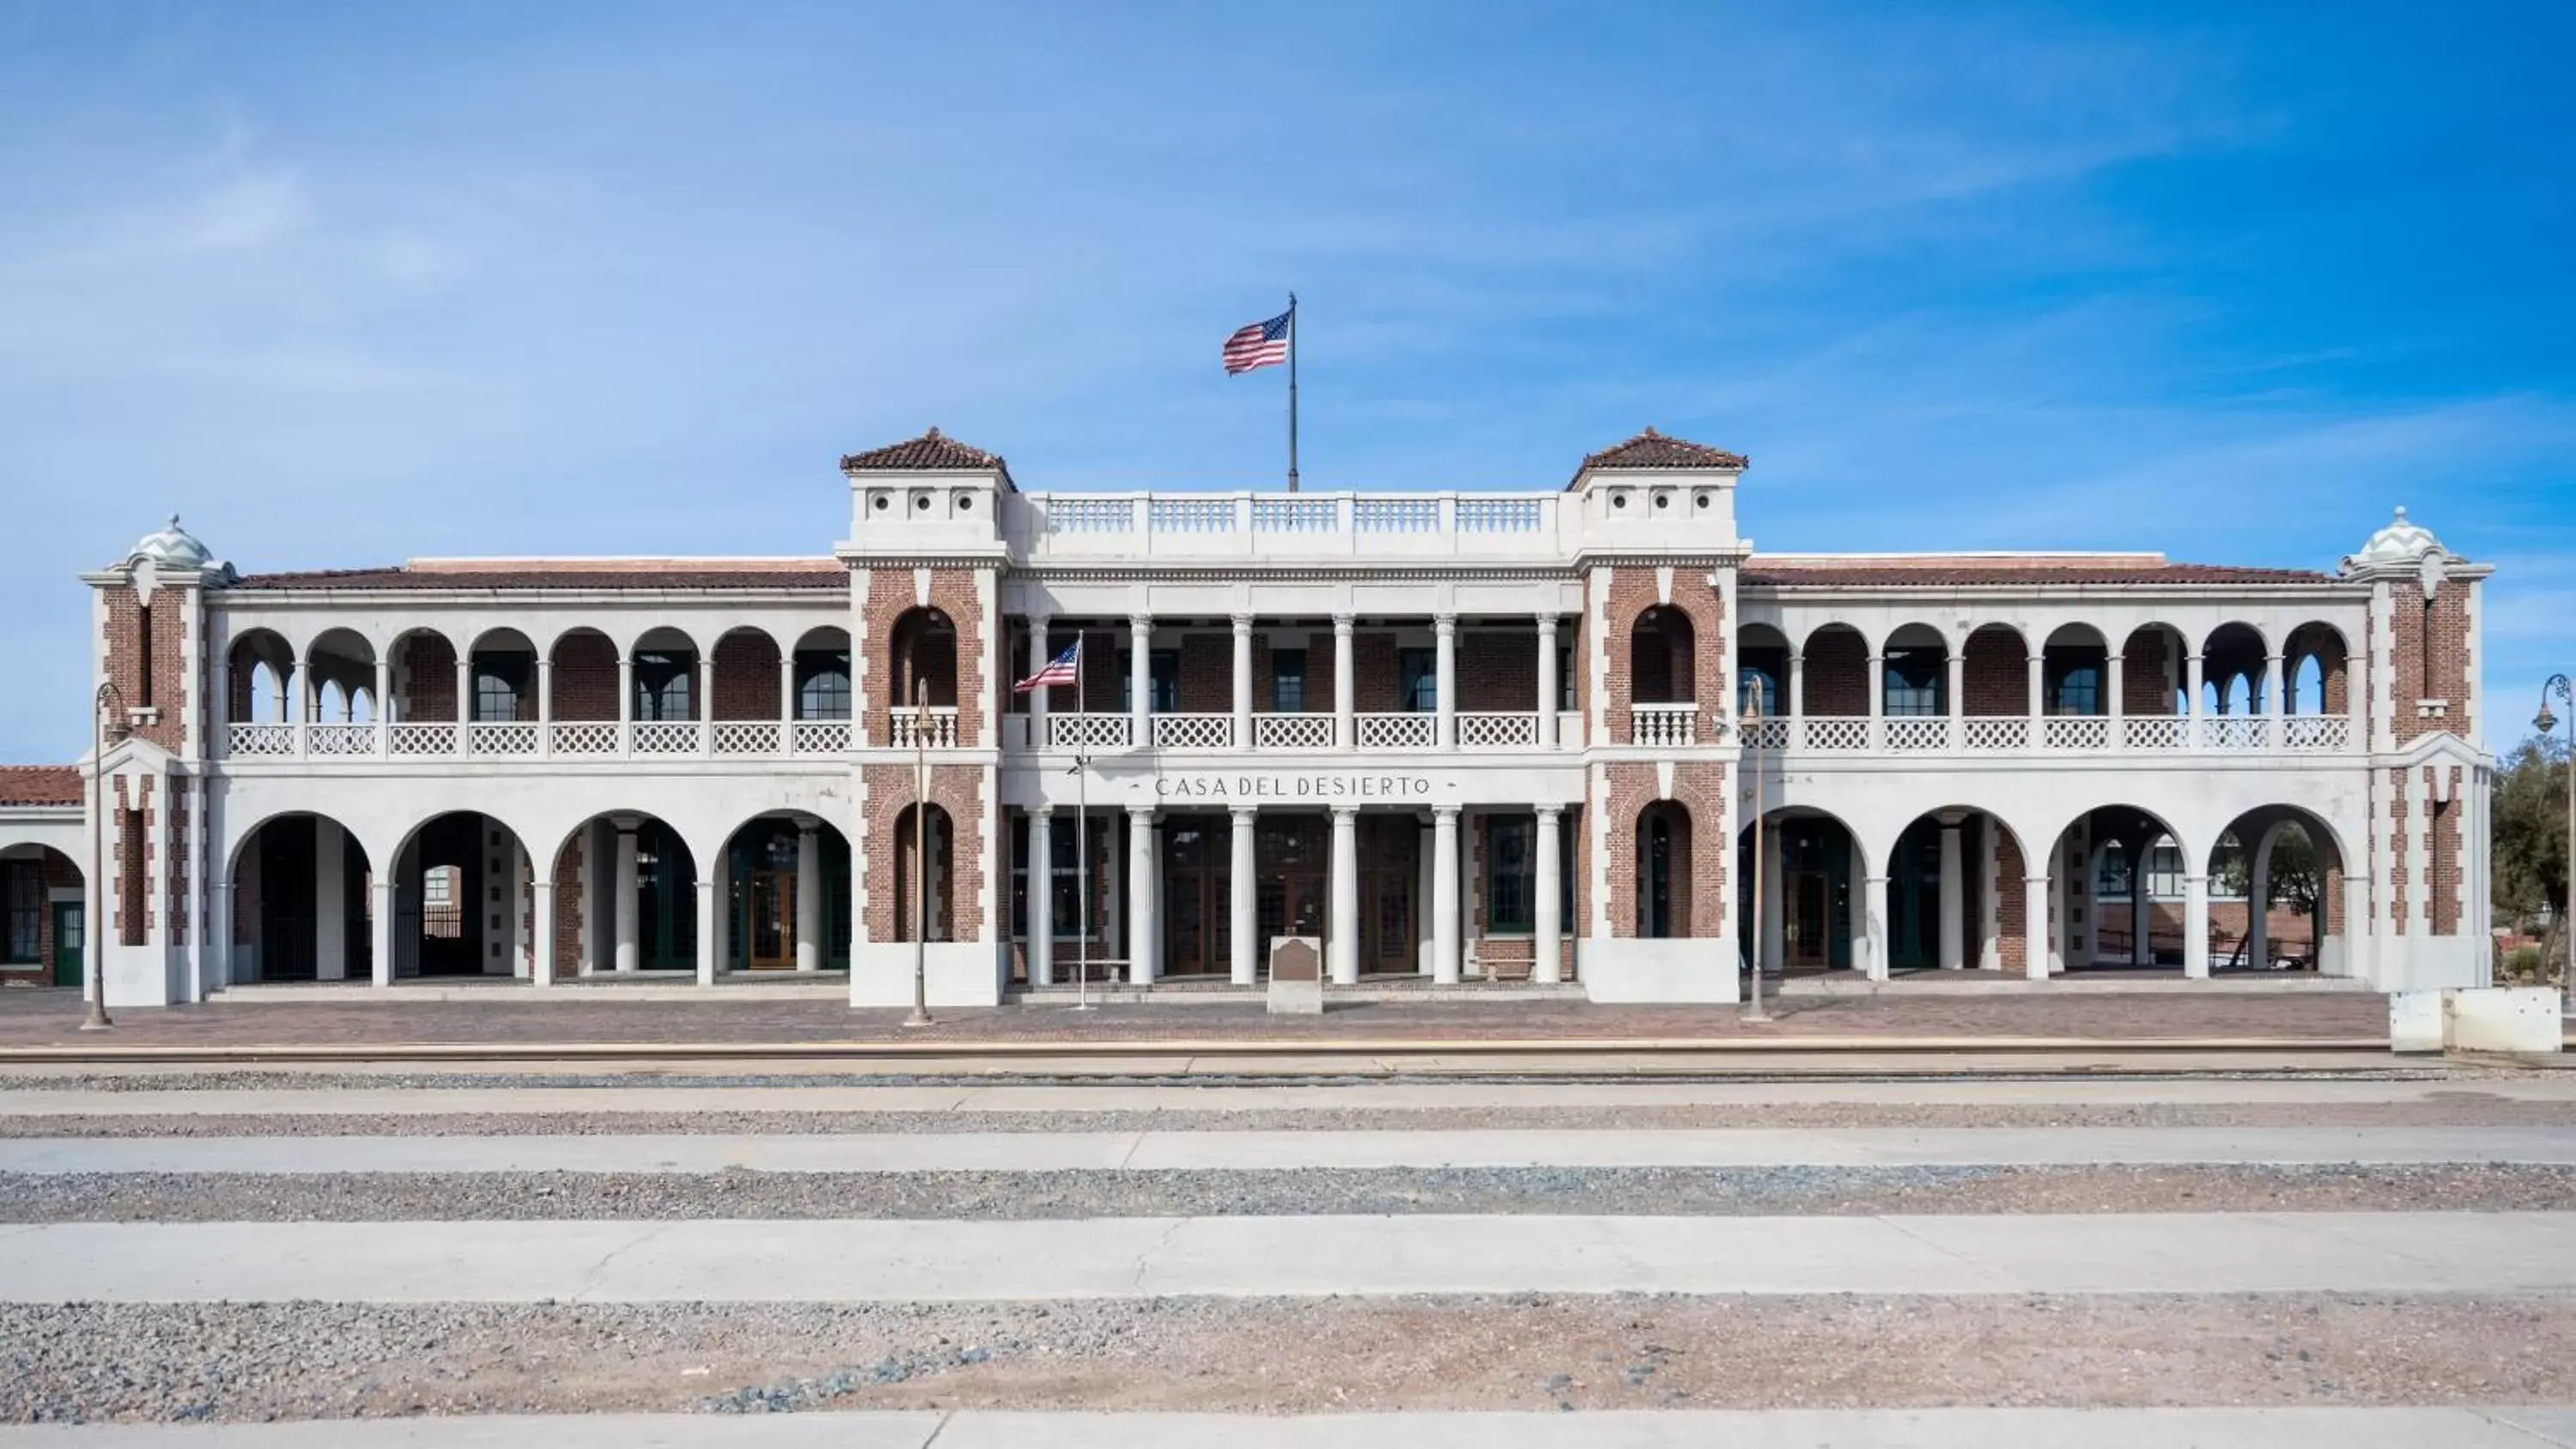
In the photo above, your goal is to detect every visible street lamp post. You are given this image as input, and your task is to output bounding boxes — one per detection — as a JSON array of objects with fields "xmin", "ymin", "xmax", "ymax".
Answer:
[
  {"xmin": 2538, "ymin": 676, "xmax": 2574, "ymax": 1000},
  {"xmin": 84, "ymin": 682, "xmax": 126, "ymax": 1032},
  {"xmin": 904, "ymin": 677, "xmax": 934, "ymax": 1028}
]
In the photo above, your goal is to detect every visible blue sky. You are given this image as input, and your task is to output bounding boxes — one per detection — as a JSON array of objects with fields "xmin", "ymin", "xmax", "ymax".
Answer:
[{"xmin": 2, "ymin": 1, "xmax": 2571, "ymax": 761}]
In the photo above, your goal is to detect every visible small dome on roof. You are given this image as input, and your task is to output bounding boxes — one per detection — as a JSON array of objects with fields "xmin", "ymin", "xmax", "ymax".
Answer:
[
  {"xmin": 125, "ymin": 515, "xmax": 211, "ymax": 570},
  {"xmin": 2343, "ymin": 506, "xmax": 2447, "ymax": 573}
]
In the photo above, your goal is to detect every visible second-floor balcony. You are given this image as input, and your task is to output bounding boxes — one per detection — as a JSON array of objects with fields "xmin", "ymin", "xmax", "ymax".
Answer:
[{"xmin": 1740, "ymin": 712, "xmax": 2357, "ymax": 756}]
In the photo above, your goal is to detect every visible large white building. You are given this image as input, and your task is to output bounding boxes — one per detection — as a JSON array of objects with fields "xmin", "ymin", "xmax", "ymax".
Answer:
[{"xmin": 0, "ymin": 427, "xmax": 2496, "ymax": 1008}]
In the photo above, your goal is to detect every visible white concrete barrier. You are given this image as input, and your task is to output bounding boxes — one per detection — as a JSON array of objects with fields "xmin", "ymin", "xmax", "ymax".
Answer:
[
  {"xmin": 2389, "ymin": 990, "xmax": 2446, "ymax": 1053},
  {"xmin": 2391, "ymin": 986, "xmax": 2565, "ymax": 1056}
]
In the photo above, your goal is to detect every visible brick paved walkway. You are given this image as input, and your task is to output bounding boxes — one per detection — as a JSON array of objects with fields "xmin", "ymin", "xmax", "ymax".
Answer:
[{"xmin": 0, "ymin": 987, "xmax": 2387, "ymax": 1050}]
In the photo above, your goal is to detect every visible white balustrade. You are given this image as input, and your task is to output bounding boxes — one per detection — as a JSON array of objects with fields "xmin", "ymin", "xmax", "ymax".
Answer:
[
  {"xmin": 1801, "ymin": 716, "xmax": 1871, "ymax": 751},
  {"xmin": 386, "ymin": 723, "xmax": 456, "ymax": 756},
  {"xmin": 1048, "ymin": 713, "xmax": 1133, "ymax": 750},
  {"xmin": 1741, "ymin": 717, "xmax": 1790, "ymax": 750},
  {"xmin": 889, "ymin": 706, "xmax": 960, "ymax": 749},
  {"xmin": 1455, "ymin": 712, "xmax": 1540, "ymax": 749},
  {"xmin": 1962, "ymin": 717, "xmax": 2027, "ymax": 752},
  {"xmin": 1357, "ymin": 712, "xmax": 1437, "ymax": 749},
  {"xmin": 791, "ymin": 719, "xmax": 853, "ymax": 754},
  {"xmin": 469, "ymin": 722, "xmax": 538, "ymax": 756},
  {"xmin": 1151, "ymin": 712, "xmax": 1236, "ymax": 749},
  {"xmin": 2281, "ymin": 716, "xmax": 2352, "ymax": 752},
  {"xmin": 550, "ymin": 722, "xmax": 620, "ymax": 756},
  {"xmin": 2202, "ymin": 717, "xmax": 2269, "ymax": 751},
  {"xmin": 2043, "ymin": 716, "xmax": 2111, "ymax": 751},
  {"xmin": 1043, "ymin": 497, "xmax": 1134, "ymax": 533},
  {"xmin": 1149, "ymin": 497, "xmax": 1232, "ymax": 533},
  {"xmin": 1255, "ymin": 713, "xmax": 1335, "ymax": 749},
  {"xmin": 711, "ymin": 722, "xmax": 781, "ymax": 755},
  {"xmin": 1354, "ymin": 497, "xmax": 1438, "ymax": 533},
  {"xmin": 1456, "ymin": 497, "xmax": 1543, "ymax": 532},
  {"xmin": 307, "ymin": 724, "xmax": 375, "ymax": 757},
  {"xmin": 1629, "ymin": 702, "xmax": 1698, "ymax": 748},
  {"xmin": 226, "ymin": 723, "xmax": 295, "ymax": 758},
  {"xmin": 631, "ymin": 721, "xmax": 702, "ymax": 755},
  {"xmin": 2123, "ymin": 717, "xmax": 2190, "ymax": 750},
  {"xmin": 1884, "ymin": 717, "xmax": 1949, "ymax": 752},
  {"xmin": 1252, "ymin": 497, "xmax": 1339, "ymax": 534}
]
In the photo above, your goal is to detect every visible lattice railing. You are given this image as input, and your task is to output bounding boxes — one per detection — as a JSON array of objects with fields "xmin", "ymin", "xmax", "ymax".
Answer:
[
  {"xmin": 306, "ymin": 724, "xmax": 375, "ymax": 757},
  {"xmin": 1151, "ymin": 712, "xmax": 1236, "ymax": 749},
  {"xmin": 1962, "ymin": 717, "xmax": 2027, "ymax": 752},
  {"xmin": 227, "ymin": 723, "xmax": 295, "ymax": 757},
  {"xmin": 1048, "ymin": 713, "xmax": 1133, "ymax": 750},
  {"xmin": 1149, "ymin": 497, "xmax": 1233, "ymax": 533},
  {"xmin": 1629, "ymin": 703, "xmax": 1698, "ymax": 748},
  {"xmin": 1801, "ymin": 716, "xmax": 1871, "ymax": 751},
  {"xmin": 712, "ymin": 721, "xmax": 781, "ymax": 755},
  {"xmin": 2123, "ymin": 717, "xmax": 2189, "ymax": 750},
  {"xmin": 1357, "ymin": 712, "xmax": 1436, "ymax": 749},
  {"xmin": 1884, "ymin": 717, "xmax": 1949, "ymax": 752},
  {"xmin": 2202, "ymin": 717, "xmax": 2269, "ymax": 751},
  {"xmin": 631, "ymin": 721, "xmax": 702, "ymax": 755},
  {"xmin": 1456, "ymin": 712, "xmax": 1539, "ymax": 749},
  {"xmin": 1252, "ymin": 497, "xmax": 1338, "ymax": 533},
  {"xmin": 1045, "ymin": 497, "xmax": 1133, "ymax": 533},
  {"xmin": 2281, "ymin": 716, "xmax": 2353, "ymax": 752},
  {"xmin": 1740, "ymin": 717, "xmax": 1789, "ymax": 750},
  {"xmin": 468, "ymin": 722, "xmax": 538, "ymax": 756},
  {"xmin": 551, "ymin": 722, "xmax": 619, "ymax": 755},
  {"xmin": 792, "ymin": 719, "xmax": 853, "ymax": 754},
  {"xmin": 1255, "ymin": 713, "xmax": 1335, "ymax": 749},
  {"xmin": 889, "ymin": 707, "xmax": 960, "ymax": 749},
  {"xmin": 1456, "ymin": 497, "xmax": 1543, "ymax": 532},
  {"xmin": 386, "ymin": 723, "xmax": 455, "ymax": 756},
  {"xmin": 1354, "ymin": 497, "xmax": 1438, "ymax": 533},
  {"xmin": 2044, "ymin": 716, "xmax": 2111, "ymax": 751}
]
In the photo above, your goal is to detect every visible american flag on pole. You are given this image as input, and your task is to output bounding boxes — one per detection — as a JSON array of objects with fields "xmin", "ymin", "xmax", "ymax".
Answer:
[
  {"xmin": 1222, "ymin": 307, "xmax": 1293, "ymax": 375},
  {"xmin": 1014, "ymin": 639, "xmax": 1081, "ymax": 693}
]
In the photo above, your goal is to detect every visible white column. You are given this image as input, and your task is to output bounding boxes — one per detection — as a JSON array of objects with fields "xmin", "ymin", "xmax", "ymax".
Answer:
[
  {"xmin": 537, "ymin": 658, "xmax": 555, "ymax": 760},
  {"xmin": 2026, "ymin": 652, "xmax": 2044, "ymax": 733},
  {"xmin": 1430, "ymin": 805, "xmax": 1461, "ymax": 984},
  {"xmin": 1331, "ymin": 614, "xmax": 1357, "ymax": 749},
  {"xmin": 1128, "ymin": 615, "xmax": 1152, "ymax": 749},
  {"xmin": 1328, "ymin": 806, "xmax": 1360, "ymax": 985},
  {"xmin": 1434, "ymin": 615, "xmax": 1458, "ymax": 750},
  {"xmin": 453, "ymin": 655, "xmax": 472, "ymax": 757},
  {"xmin": 2248, "ymin": 834, "xmax": 2271, "ymax": 972},
  {"xmin": 795, "ymin": 822, "xmax": 822, "ymax": 973},
  {"xmin": 373, "ymin": 658, "xmax": 391, "ymax": 756},
  {"xmin": 1231, "ymin": 613, "xmax": 1254, "ymax": 751},
  {"xmin": 1977, "ymin": 822, "xmax": 2002, "ymax": 969},
  {"xmin": 2024, "ymin": 875, "xmax": 2050, "ymax": 982},
  {"xmin": 1127, "ymin": 806, "xmax": 1156, "ymax": 985},
  {"xmin": 313, "ymin": 819, "xmax": 347, "ymax": 981},
  {"xmin": 1865, "ymin": 653, "xmax": 1886, "ymax": 750},
  {"xmin": 1028, "ymin": 615, "xmax": 1052, "ymax": 749},
  {"xmin": 1947, "ymin": 649, "xmax": 1965, "ymax": 732},
  {"xmin": 776, "ymin": 652, "xmax": 797, "ymax": 755},
  {"xmin": 696, "ymin": 657, "xmax": 715, "ymax": 757},
  {"xmin": 289, "ymin": 663, "xmax": 309, "ymax": 757},
  {"xmin": 1760, "ymin": 823, "xmax": 1785, "ymax": 973},
  {"xmin": 694, "ymin": 877, "xmax": 717, "ymax": 987},
  {"xmin": 2184, "ymin": 873, "xmax": 2210, "ymax": 979},
  {"xmin": 1862, "ymin": 873, "xmax": 1891, "ymax": 981},
  {"xmin": 2265, "ymin": 653, "xmax": 2287, "ymax": 718},
  {"xmin": 1937, "ymin": 819, "xmax": 1965, "ymax": 970},
  {"xmin": 613, "ymin": 827, "xmax": 640, "ymax": 973},
  {"xmin": 1787, "ymin": 652, "xmax": 1806, "ymax": 723},
  {"xmin": 2106, "ymin": 653, "xmax": 2126, "ymax": 751},
  {"xmin": 617, "ymin": 657, "xmax": 635, "ymax": 756},
  {"xmin": 1229, "ymin": 807, "xmax": 1257, "ymax": 985},
  {"xmin": 2185, "ymin": 652, "xmax": 2205, "ymax": 742},
  {"xmin": 1028, "ymin": 807, "xmax": 1054, "ymax": 987},
  {"xmin": 1534, "ymin": 614, "xmax": 1559, "ymax": 749},
  {"xmin": 368, "ymin": 877, "xmax": 393, "ymax": 989},
  {"xmin": 531, "ymin": 879, "xmax": 555, "ymax": 989},
  {"xmin": 1533, "ymin": 804, "xmax": 1563, "ymax": 985}
]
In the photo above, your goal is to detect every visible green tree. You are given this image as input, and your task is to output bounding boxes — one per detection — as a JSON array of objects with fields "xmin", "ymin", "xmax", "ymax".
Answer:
[{"xmin": 2493, "ymin": 733, "xmax": 2571, "ymax": 971}]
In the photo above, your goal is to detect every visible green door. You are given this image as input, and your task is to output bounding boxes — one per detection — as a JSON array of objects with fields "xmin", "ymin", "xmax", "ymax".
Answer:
[{"xmin": 50, "ymin": 901, "xmax": 82, "ymax": 988}]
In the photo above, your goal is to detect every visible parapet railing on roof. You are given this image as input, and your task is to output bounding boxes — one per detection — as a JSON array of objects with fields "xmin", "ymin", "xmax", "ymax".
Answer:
[{"xmin": 1005, "ymin": 492, "xmax": 1572, "ymax": 561}]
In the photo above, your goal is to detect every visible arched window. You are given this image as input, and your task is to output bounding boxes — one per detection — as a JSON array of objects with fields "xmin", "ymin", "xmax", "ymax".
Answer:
[
  {"xmin": 890, "ymin": 610, "xmax": 959, "ymax": 711},
  {"xmin": 1629, "ymin": 608, "xmax": 1696, "ymax": 705},
  {"xmin": 894, "ymin": 803, "xmax": 954, "ymax": 942},
  {"xmin": 799, "ymin": 666, "xmax": 853, "ymax": 721},
  {"xmin": 1636, "ymin": 802, "xmax": 1692, "ymax": 938}
]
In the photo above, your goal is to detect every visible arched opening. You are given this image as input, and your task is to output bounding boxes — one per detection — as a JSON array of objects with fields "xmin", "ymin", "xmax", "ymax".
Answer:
[
  {"xmin": 890, "ymin": 609, "xmax": 959, "ymax": 711},
  {"xmin": 392, "ymin": 811, "xmax": 535, "ymax": 979},
  {"xmin": 720, "ymin": 814, "xmax": 853, "ymax": 972},
  {"xmin": 1629, "ymin": 606, "xmax": 1697, "ymax": 706},
  {"xmin": 2202, "ymin": 622, "xmax": 2269, "ymax": 715},
  {"xmin": 1962, "ymin": 624, "xmax": 2031, "ymax": 718},
  {"xmin": 550, "ymin": 813, "xmax": 699, "ymax": 976},
  {"xmin": 2042, "ymin": 624, "xmax": 2109, "ymax": 717},
  {"xmin": 225, "ymin": 813, "xmax": 373, "ymax": 983},
  {"xmin": 1800, "ymin": 624, "xmax": 1870, "ymax": 725},
  {"xmin": 302, "ymin": 628, "xmax": 378, "ymax": 727},
  {"xmin": 1636, "ymin": 800, "xmax": 1692, "ymax": 938},
  {"xmin": 225, "ymin": 629, "xmax": 297, "ymax": 727},
  {"xmin": 792, "ymin": 627, "xmax": 854, "ymax": 721},
  {"xmin": 709, "ymin": 627, "xmax": 783, "ymax": 723},
  {"xmin": 2053, "ymin": 803, "xmax": 2188, "ymax": 970},
  {"xmin": 1884, "ymin": 809, "xmax": 2030, "ymax": 972},
  {"xmin": 2118, "ymin": 624, "xmax": 2186, "ymax": 720},
  {"xmin": 1880, "ymin": 623, "xmax": 1947, "ymax": 717},
  {"xmin": 1737, "ymin": 807, "xmax": 1862, "ymax": 974},
  {"xmin": 467, "ymin": 628, "xmax": 538, "ymax": 724},
  {"xmin": 1735, "ymin": 623, "xmax": 1789, "ymax": 718},
  {"xmin": 387, "ymin": 627, "xmax": 460, "ymax": 724},
  {"xmin": 892, "ymin": 803, "xmax": 955, "ymax": 943},
  {"xmin": 629, "ymin": 627, "xmax": 702, "ymax": 723},
  {"xmin": 2207, "ymin": 806, "xmax": 2346, "ymax": 973},
  {"xmin": 0, "ymin": 843, "xmax": 84, "ymax": 988}
]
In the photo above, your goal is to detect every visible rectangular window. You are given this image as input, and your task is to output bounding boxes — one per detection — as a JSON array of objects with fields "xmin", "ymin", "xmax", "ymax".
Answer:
[
  {"xmin": 1487, "ymin": 816, "xmax": 1534, "ymax": 933},
  {"xmin": 2, "ymin": 863, "xmax": 39, "ymax": 964},
  {"xmin": 633, "ymin": 652, "xmax": 693, "ymax": 721},
  {"xmin": 796, "ymin": 652, "xmax": 853, "ymax": 720},
  {"xmin": 1558, "ymin": 647, "xmax": 1575, "ymax": 712},
  {"xmin": 1882, "ymin": 648, "xmax": 1944, "ymax": 716},
  {"xmin": 1151, "ymin": 650, "xmax": 1179, "ymax": 713},
  {"xmin": 2046, "ymin": 661, "xmax": 2101, "ymax": 716},
  {"xmin": 1012, "ymin": 815, "xmax": 1104, "ymax": 941},
  {"xmin": 2145, "ymin": 844, "xmax": 2185, "ymax": 900},
  {"xmin": 473, "ymin": 655, "xmax": 532, "ymax": 723},
  {"xmin": 1399, "ymin": 647, "xmax": 1437, "ymax": 713},
  {"xmin": 1272, "ymin": 649, "xmax": 1307, "ymax": 714}
]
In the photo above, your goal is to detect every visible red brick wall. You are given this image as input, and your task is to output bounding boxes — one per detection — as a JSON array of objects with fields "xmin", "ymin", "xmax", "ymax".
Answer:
[
  {"xmin": 2431, "ymin": 767, "xmax": 2461, "ymax": 936},
  {"xmin": 1177, "ymin": 634, "xmax": 1231, "ymax": 713},
  {"xmin": 865, "ymin": 570, "xmax": 988, "ymax": 747},
  {"xmin": 2391, "ymin": 578, "xmax": 2475, "ymax": 745},
  {"xmin": 1352, "ymin": 633, "xmax": 1401, "ymax": 712},
  {"xmin": 550, "ymin": 830, "xmax": 584, "ymax": 981},
  {"xmin": 1602, "ymin": 761, "xmax": 1726, "ymax": 939},
  {"xmin": 1458, "ymin": 633, "xmax": 1537, "ymax": 712},
  {"xmin": 1802, "ymin": 627, "xmax": 1868, "ymax": 717},
  {"xmin": 1996, "ymin": 828, "xmax": 2027, "ymax": 972},
  {"xmin": 400, "ymin": 634, "xmax": 459, "ymax": 721},
  {"xmin": 1963, "ymin": 627, "xmax": 2027, "ymax": 716},
  {"xmin": 1599, "ymin": 572, "xmax": 1723, "ymax": 742},
  {"xmin": 165, "ymin": 779, "xmax": 189, "ymax": 946},
  {"xmin": 861, "ymin": 764, "xmax": 984, "ymax": 943},
  {"xmin": 710, "ymin": 631, "xmax": 781, "ymax": 721},
  {"xmin": 550, "ymin": 633, "xmax": 619, "ymax": 722},
  {"xmin": 112, "ymin": 776, "xmax": 153, "ymax": 945},
  {"xmin": 2387, "ymin": 767, "xmax": 2409, "ymax": 934},
  {"xmin": 100, "ymin": 585, "xmax": 190, "ymax": 754},
  {"xmin": 2122, "ymin": 628, "xmax": 2173, "ymax": 716}
]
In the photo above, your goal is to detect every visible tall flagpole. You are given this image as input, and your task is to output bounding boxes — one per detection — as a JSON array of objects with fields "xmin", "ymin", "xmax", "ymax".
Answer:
[{"xmin": 1285, "ymin": 292, "xmax": 1299, "ymax": 494}]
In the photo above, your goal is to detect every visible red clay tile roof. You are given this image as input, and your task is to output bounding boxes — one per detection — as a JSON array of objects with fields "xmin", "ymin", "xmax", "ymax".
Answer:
[
  {"xmin": 1574, "ymin": 427, "xmax": 1748, "ymax": 482},
  {"xmin": 231, "ymin": 561, "xmax": 848, "ymax": 591},
  {"xmin": 839, "ymin": 427, "xmax": 1010, "ymax": 476},
  {"xmin": 1742, "ymin": 557, "xmax": 2333, "ymax": 587},
  {"xmin": 0, "ymin": 766, "xmax": 82, "ymax": 808}
]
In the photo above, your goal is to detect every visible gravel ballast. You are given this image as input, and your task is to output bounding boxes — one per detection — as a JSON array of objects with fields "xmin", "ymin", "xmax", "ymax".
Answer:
[{"xmin": 5, "ymin": 1293, "xmax": 2573, "ymax": 1422}]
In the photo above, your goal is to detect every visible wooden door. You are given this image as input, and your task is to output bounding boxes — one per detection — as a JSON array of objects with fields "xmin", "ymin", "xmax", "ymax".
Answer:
[
  {"xmin": 51, "ymin": 900, "xmax": 82, "ymax": 988},
  {"xmin": 747, "ymin": 871, "xmax": 794, "ymax": 970},
  {"xmin": 1787, "ymin": 871, "xmax": 1831, "ymax": 970}
]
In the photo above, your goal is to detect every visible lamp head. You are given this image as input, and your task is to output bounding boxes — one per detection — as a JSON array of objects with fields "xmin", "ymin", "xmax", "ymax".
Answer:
[{"xmin": 2542, "ymin": 701, "xmax": 2561, "ymax": 737}]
